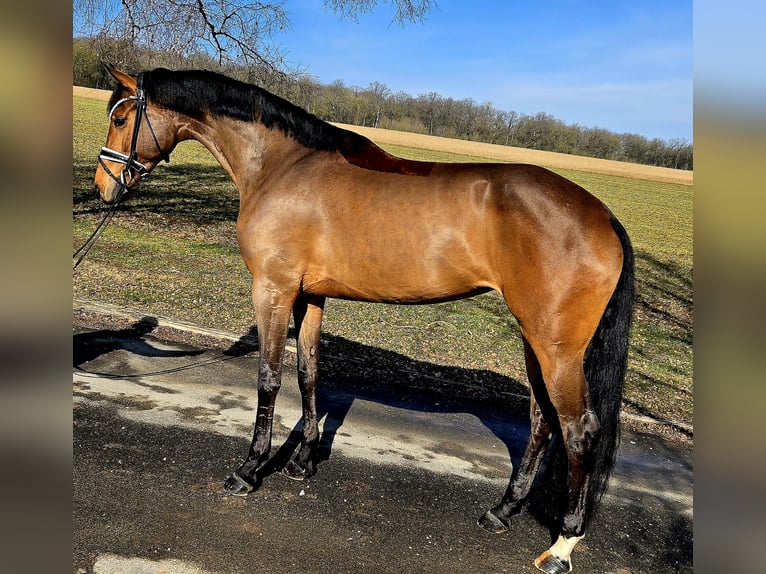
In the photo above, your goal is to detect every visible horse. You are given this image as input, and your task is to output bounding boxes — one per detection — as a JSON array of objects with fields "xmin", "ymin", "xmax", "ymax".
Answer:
[{"xmin": 93, "ymin": 66, "xmax": 634, "ymax": 574}]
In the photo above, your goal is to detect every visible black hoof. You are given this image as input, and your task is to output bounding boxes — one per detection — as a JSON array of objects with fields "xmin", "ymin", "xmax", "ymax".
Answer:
[
  {"xmin": 282, "ymin": 457, "xmax": 314, "ymax": 481},
  {"xmin": 223, "ymin": 471, "xmax": 255, "ymax": 497},
  {"xmin": 534, "ymin": 552, "xmax": 571, "ymax": 574},
  {"xmin": 477, "ymin": 510, "xmax": 510, "ymax": 534}
]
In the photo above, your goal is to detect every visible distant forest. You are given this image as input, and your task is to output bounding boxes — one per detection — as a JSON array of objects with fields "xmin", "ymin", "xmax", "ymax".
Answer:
[{"xmin": 74, "ymin": 38, "xmax": 693, "ymax": 170}]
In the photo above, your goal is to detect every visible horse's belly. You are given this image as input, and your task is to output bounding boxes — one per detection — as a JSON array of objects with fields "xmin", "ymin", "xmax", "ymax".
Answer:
[
  {"xmin": 302, "ymin": 275, "xmax": 493, "ymax": 304},
  {"xmin": 302, "ymin": 251, "xmax": 496, "ymax": 304}
]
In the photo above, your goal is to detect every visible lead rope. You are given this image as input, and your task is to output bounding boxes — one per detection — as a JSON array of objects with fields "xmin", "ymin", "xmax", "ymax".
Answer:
[{"xmin": 72, "ymin": 180, "xmax": 126, "ymax": 270}]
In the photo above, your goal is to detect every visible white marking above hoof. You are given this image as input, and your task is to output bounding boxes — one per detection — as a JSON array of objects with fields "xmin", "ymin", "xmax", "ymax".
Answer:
[{"xmin": 534, "ymin": 534, "xmax": 583, "ymax": 573}]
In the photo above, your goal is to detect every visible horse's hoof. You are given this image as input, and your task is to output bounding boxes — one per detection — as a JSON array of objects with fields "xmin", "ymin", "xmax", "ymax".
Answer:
[
  {"xmin": 534, "ymin": 551, "xmax": 572, "ymax": 574},
  {"xmin": 282, "ymin": 458, "xmax": 314, "ymax": 481},
  {"xmin": 223, "ymin": 472, "xmax": 255, "ymax": 497},
  {"xmin": 477, "ymin": 510, "xmax": 510, "ymax": 534}
]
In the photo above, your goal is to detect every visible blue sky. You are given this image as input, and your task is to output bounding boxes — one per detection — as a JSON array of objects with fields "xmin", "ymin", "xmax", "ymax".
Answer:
[{"xmin": 275, "ymin": 0, "xmax": 692, "ymax": 142}]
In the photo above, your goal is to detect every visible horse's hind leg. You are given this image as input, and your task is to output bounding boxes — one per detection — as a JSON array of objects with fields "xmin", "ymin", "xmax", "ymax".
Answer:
[
  {"xmin": 224, "ymin": 282, "xmax": 296, "ymax": 496},
  {"xmin": 531, "ymin": 345, "xmax": 598, "ymax": 574},
  {"xmin": 283, "ymin": 294, "xmax": 325, "ymax": 480},
  {"xmin": 479, "ymin": 337, "xmax": 552, "ymax": 533}
]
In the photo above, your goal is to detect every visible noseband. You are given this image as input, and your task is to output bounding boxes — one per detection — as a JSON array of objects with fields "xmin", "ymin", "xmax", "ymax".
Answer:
[{"xmin": 98, "ymin": 72, "xmax": 169, "ymax": 190}]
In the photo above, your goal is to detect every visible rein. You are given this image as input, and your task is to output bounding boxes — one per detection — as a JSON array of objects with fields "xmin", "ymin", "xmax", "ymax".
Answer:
[{"xmin": 73, "ymin": 73, "xmax": 168, "ymax": 270}]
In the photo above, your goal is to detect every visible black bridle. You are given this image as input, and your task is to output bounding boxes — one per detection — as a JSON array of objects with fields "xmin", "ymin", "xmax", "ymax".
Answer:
[
  {"xmin": 97, "ymin": 73, "xmax": 169, "ymax": 187},
  {"xmin": 74, "ymin": 73, "xmax": 168, "ymax": 269}
]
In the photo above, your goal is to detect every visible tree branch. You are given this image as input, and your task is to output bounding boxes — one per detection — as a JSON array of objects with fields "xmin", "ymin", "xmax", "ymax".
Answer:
[{"xmin": 74, "ymin": 0, "xmax": 435, "ymax": 71}]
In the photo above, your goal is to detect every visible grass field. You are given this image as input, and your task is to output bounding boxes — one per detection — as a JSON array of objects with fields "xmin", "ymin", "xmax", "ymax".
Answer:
[{"xmin": 73, "ymin": 93, "xmax": 693, "ymax": 431}]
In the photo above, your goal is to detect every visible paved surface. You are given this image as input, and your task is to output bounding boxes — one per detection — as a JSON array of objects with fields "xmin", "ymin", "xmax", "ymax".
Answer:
[{"xmin": 73, "ymin": 313, "xmax": 692, "ymax": 574}]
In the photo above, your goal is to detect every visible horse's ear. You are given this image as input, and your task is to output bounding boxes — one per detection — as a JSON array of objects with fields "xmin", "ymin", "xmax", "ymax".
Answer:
[{"xmin": 103, "ymin": 64, "xmax": 137, "ymax": 92}]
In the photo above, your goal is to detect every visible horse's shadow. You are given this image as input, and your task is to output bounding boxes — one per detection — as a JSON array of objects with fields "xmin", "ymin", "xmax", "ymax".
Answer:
[
  {"xmin": 73, "ymin": 316, "xmax": 205, "ymax": 367},
  {"xmin": 73, "ymin": 316, "xmax": 570, "ymax": 528},
  {"xmin": 251, "ymin": 326, "xmax": 533, "ymax": 494},
  {"xmin": 74, "ymin": 316, "xmax": 531, "ymax": 490}
]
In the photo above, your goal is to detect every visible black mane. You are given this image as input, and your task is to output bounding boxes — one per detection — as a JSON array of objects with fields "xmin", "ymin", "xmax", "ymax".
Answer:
[{"xmin": 138, "ymin": 68, "xmax": 369, "ymax": 155}]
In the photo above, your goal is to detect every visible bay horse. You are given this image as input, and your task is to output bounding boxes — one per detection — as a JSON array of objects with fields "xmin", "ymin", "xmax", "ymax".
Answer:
[{"xmin": 93, "ymin": 66, "xmax": 634, "ymax": 573}]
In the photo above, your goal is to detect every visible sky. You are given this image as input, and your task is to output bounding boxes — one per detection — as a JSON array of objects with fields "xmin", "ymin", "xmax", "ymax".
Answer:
[{"xmin": 274, "ymin": 0, "xmax": 693, "ymax": 143}]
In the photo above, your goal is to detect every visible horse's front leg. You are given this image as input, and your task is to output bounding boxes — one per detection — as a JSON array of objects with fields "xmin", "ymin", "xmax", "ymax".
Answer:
[
  {"xmin": 283, "ymin": 294, "xmax": 325, "ymax": 480},
  {"xmin": 224, "ymin": 282, "xmax": 295, "ymax": 496},
  {"xmin": 479, "ymin": 397, "xmax": 552, "ymax": 532},
  {"xmin": 479, "ymin": 338, "xmax": 552, "ymax": 532}
]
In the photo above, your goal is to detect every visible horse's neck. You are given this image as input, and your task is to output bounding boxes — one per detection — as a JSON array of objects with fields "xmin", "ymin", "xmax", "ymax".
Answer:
[{"xmin": 178, "ymin": 115, "xmax": 299, "ymax": 193}]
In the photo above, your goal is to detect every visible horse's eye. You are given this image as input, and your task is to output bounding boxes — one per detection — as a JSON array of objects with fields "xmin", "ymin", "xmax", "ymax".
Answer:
[{"xmin": 114, "ymin": 116, "xmax": 127, "ymax": 128}]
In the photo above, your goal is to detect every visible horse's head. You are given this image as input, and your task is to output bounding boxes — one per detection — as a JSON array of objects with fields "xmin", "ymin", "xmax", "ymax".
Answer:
[{"xmin": 94, "ymin": 66, "xmax": 176, "ymax": 203}]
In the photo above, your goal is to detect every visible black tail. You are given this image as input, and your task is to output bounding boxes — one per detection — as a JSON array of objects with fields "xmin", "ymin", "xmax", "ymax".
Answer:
[{"xmin": 582, "ymin": 215, "xmax": 635, "ymax": 522}]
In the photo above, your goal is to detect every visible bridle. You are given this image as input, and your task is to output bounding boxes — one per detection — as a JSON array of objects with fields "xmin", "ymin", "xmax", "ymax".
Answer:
[
  {"xmin": 98, "ymin": 72, "xmax": 169, "ymax": 188},
  {"xmin": 74, "ymin": 72, "xmax": 168, "ymax": 269}
]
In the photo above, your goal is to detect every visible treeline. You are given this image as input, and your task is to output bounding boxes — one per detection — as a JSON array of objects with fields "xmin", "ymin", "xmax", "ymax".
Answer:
[{"xmin": 74, "ymin": 38, "xmax": 692, "ymax": 170}]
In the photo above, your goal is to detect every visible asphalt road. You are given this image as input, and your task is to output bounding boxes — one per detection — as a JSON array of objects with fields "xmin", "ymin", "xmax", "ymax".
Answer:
[{"xmin": 73, "ymin": 316, "xmax": 692, "ymax": 574}]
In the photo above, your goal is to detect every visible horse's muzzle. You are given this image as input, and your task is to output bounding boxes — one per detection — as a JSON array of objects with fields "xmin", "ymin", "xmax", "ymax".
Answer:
[{"xmin": 94, "ymin": 178, "xmax": 128, "ymax": 205}]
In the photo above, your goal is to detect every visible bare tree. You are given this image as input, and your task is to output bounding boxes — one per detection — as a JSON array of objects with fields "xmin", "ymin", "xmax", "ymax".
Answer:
[
  {"xmin": 365, "ymin": 81, "xmax": 390, "ymax": 128},
  {"xmin": 668, "ymin": 138, "xmax": 690, "ymax": 169},
  {"xmin": 415, "ymin": 91, "xmax": 440, "ymax": 135},
  {"xmin": 74, "ymin": 0, "xmax": 436, "ymax": 72},
  {"xmin": 325, "ymin": 0, "xmax": 433, "ymax": 24},
  {"xmin": 499, "ymin": 110, "xmax": 519, "ymax": 146}
]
